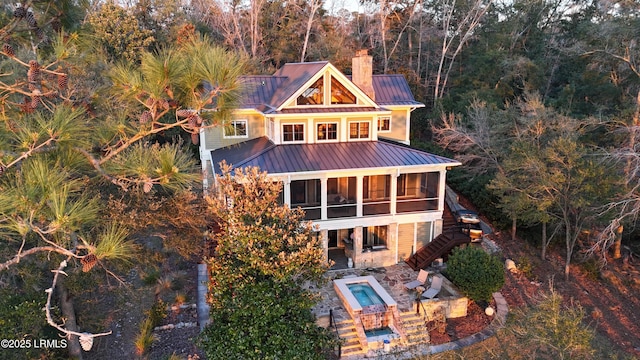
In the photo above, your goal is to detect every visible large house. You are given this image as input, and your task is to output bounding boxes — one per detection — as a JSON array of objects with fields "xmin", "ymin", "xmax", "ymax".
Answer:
[{"xmin": 198, "ymin": 50, "xmax": 460, "ymax": 269}]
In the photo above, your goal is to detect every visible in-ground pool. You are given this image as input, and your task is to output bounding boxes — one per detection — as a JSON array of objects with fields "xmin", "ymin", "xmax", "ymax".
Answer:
[
  {"xmin": 333, "ymin": 276, "xmax": 404, "ymax": 349},
  {"xmin": 347, "ymin": 283, "xmax": 385, "ymax": 307}
]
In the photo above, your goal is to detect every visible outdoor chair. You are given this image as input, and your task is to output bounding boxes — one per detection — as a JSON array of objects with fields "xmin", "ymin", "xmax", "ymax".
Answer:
[
  {"xmin": 422, "ymin": 275, "xmax": 443, "ymax": 299},
  {"xmin": 404, "ymin": 269, "xmax": 429, "ymax": 290}
]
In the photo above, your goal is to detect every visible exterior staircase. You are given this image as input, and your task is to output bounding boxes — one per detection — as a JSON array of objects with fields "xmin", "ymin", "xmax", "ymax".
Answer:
[
  {"xmin": 334, "ymin": 319, "xmax": 366, "ymax": 358},
  {"xmin": 405, "ymin": 206, "xmax": 471, "ymax": 271},
  {"xmin": 399, "ymin": 310, "xmax": 430, "ymax": 346},
  {"xmin": 335, "ymin": 313, "xmax": 430, "ymax": 358}
]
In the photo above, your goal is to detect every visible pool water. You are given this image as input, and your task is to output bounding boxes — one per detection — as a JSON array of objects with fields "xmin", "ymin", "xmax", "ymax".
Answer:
[
  {"xmin": 347, "ymin": 283, "xmax": 385, "ymax": 307},
  {"xmin": 365, "ymin": 327, "xmax": 394, "ymax": 337}
]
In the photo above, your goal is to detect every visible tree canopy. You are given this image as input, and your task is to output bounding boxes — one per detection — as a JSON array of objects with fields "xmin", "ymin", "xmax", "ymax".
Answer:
[{"xmin": 199, "ymin": 164, "xmax": 337, "ymax": 359}]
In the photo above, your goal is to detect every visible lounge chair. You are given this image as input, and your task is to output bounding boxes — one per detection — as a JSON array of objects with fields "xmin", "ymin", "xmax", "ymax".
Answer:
[
  {"xmin": 404, "ymin": 269, "xmax": 429, "ymax": 290},
  {"xmin": 422, "ymin": 275, "xmax": 443, "ymax": 299}
]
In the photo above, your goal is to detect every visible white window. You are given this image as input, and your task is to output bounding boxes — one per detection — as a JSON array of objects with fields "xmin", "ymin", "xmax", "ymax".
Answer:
[
  {"xmin": 224, "ymin": 120, "xmax": 248, "ymax": 138},
  {"xmin": 349, "ymin": 121, "xmax": 370, "ymax": 140},
  {"xmin": 378, "ymin": 116, "xmax": 391, "ymax": 132},
  {"xmin": 317, "ymin": 123, "xmax": 338, "ymax": 141},
  {"xmin": 282, "ymin": 124, "xmax": 305, "ymax": 142}
]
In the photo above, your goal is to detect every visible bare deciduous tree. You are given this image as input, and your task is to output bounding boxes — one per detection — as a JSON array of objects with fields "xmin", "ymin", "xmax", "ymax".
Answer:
[{"xmin": 433, "ymin": 0, "xmax": 493, "ymax": 105}]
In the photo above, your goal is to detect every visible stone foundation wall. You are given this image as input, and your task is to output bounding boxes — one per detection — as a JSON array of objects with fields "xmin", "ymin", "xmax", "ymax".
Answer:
[{"xmin": 419, "ymin": 276, "xmax": 468, "ymax": 319}]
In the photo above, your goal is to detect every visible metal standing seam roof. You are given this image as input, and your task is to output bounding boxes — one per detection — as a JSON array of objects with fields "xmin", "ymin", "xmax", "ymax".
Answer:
[
  {"xmin": 269, "ymin": 62, "xmax": 330, "ymax": 108},
  {"xmin": 371, "ymin": 75, "xmax": 424, "ymax": 106},
  {"xmin": 210, "ymin": 137, "xmax": 460, "ymax": 175},
  {"xmin": 238, "ymin": 76, "xmax": 287, "ymax": 108},
  {"xmin": 275, "ymin": 106, "xmax": 380, "ymax": 114},
  {"xmin": 209, "ymin": 137, "xmax": 275, "ymax": 173},
  {"xmin": 235, "ymin": 63, "xmax": 423, "ymax": 113}
]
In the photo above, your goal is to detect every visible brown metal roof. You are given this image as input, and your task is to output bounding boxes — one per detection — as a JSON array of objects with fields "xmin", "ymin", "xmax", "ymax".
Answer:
[
  {"xmin": 269, "ymin": 62, "xmax": 329, "ymax": 108},
  {"xmin": 211, "ymin": 137, "xmax": 459, "ymax": 175},
  {"xmin": 238, "ymin": 76, "xmax": 286, "ymax": 109},
  {"xmin": 372, "ymin": 75, "xmax": 422, "ymax": 105},
  {"xmin": 209, "ymin": 137, "xmax": 275, "ymax": 173},
  {"xmin": 275, "ymin": 106, "xmax": 380, "ymax": 114},
  {"xmin": 235, "ymin": 62, "xmax": 423, "ymax": 113}
]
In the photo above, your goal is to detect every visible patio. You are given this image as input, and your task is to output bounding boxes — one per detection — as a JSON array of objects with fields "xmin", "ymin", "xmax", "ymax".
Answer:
[
  {"xmin": 308, "ymin": 262, "xmax": 509, "ymax": 358},
  {"xmin": 312, "ymin": 263, "xmax": 425, "ymax": 324}
]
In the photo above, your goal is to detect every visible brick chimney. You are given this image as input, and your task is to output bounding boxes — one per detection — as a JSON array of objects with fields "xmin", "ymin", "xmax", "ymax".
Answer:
[{"xmin": 352, "ymin": 49, "xmax": 375, "ymax": 101}]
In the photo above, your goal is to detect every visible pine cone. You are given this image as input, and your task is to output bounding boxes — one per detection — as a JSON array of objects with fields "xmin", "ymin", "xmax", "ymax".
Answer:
[
  {"xmin": 140, "ymin": 111, "xmax": 152, "ymax": 124},
  {"xmin": 191, "ymin": 132, "xmax": 199, "ymax": 145},
  {"xmin": 13, "ymin": 7, "xmax": 26, "ymax": 18},
  {"xmin": 30, "ymin": 96, "xmax": 40, "ymax": 109},
  {"xmin": 28, "ymin": 61, "xmax": 40, "ymax": 83},
  {"xmin": 29, "ymin": 59, "xmax": 39, "ymax": 71},
  {"xmin": 2, "ymin": 43, "xmax": 14, "ymax": 57},
  {"xmin": 26, "ymin": 11, "xmax": 37, "ymax": 28},
  {"xmin": 176, "ymin": 109, "xmax": 193, "ymax": 118},
  {"xmin": 187, "ymin": 115, "xmax": 196, "ymax": 128},
  {"xmin": 81, "ymin": 254, "xmax": 98, "ymax": 272},
  {"xmin": 20, "ymin": 96, "xmax": 34, "ymax": 113},
  {"xmin": 57, "ymin": 73, "xmax": 68, "ymax": 89},
  {"xmin": 27, "ymin": 69, "xmax": 36, "ymax": 83},
  {"xmin": 35, "ymin": 27, "xmax": 45, "ymax": 40},
  {"xmin": 0, "ymin": 165, "xmax": 5, "ymax": 176}
]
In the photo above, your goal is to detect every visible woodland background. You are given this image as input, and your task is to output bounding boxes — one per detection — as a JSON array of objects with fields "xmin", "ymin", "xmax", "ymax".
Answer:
[{"xmin": 1, "ymin": 0, "xmax": 640, "ymax": 359}]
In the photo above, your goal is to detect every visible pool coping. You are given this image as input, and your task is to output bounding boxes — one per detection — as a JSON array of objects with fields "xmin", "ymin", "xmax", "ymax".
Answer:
[{"xmin": 334, "ymin": 275, "xmax": 397, "ymax": 314}]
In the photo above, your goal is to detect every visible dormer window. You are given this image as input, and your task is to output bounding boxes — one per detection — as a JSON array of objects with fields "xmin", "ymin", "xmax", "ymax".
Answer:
[
  {"xmin": 349, "ymin": 121, "xmax": 370, "ymax": 140},
  {"xmin": 297, "ymin": 78, "xmax": 323, "ymax": 105},
  {"xmin": 317, "ymin": 123, "xmax": 338, "ymax": 141},
  {"xmin": 283, "ymin": 124, "xmax": 305, "ymax": 142},
  {"xmin": 378, "ymin": 116, "xmax": 391, "ymax": 132}
]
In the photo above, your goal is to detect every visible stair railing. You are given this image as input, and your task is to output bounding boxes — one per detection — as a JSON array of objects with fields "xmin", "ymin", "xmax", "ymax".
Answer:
[{"xmin": 329, "ymin": 309, "xmax": 342, "ymax": 358}]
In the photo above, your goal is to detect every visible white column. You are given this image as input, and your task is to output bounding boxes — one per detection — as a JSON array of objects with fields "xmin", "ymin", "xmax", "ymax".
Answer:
[
  {"xmin": 284, "ymin": 176, "xmax": 291, "ymax": 207},
  {"xmin": 356, "ymin": 175, "xmax": 363, "ymax": 217},
  {"xmin": 321, "ymin": 177, "xmax": 327, "ymax": 220},
  {"xmin": 308, "ymin": 118, "xmax": 314, "ymax": 144},
  {"xmin": 390, "ymin": 171, "xmax": 398, "ymax": 215},
  {"xmin": 438, "ymin": 169, "xmax": 446, "ymax": 211},
  {"xmin": 340, "ymin": 117, "xmax": 348, "ymax": 142}
]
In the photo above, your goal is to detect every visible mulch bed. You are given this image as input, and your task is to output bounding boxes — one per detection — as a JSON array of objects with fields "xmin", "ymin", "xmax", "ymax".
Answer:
[{"xmin": 428, "ymin": 299, "xmax": 496, "ymax": 345}]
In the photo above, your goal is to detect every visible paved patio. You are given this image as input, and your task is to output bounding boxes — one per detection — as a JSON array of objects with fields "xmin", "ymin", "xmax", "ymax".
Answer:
[{"xmin": 310, "ymin": 262, "xmax": 432, "ymax": 322}]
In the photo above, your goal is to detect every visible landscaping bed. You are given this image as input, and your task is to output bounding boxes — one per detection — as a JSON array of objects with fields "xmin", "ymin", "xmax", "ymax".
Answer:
[{"xmin": 428, "ymin": 298, "xmax": 496, "ymax": 345}]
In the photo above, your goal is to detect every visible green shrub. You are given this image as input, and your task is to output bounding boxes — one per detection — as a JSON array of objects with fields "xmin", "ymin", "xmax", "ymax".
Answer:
[
  {"xmin": 446, "ymin": 245, "xmax": 505, "ymax": 302},
  {"xmin": 510, "ymin": 287, "xmax": 595, "ymax": 359},
  {"xmin": 517, "ymin": 256, "xmax": 535, "ymax": 279},
  {"xmin": 147, "ymin": 299, "xmax": 167, "ymax": 327}
]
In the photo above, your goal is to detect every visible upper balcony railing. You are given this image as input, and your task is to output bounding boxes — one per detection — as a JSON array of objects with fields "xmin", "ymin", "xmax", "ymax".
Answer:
[
  {"xmin": 287, "ymin": 172, "xmax": 441, "ymax": 220},
  {"xmin": 327, "ymin": 194, "xmax": 356, "ymax": 218}
]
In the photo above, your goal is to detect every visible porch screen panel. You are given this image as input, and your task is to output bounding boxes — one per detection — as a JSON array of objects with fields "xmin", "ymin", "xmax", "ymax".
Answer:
[
  {"xmin": 327, "ymin": 176, "xmax": 356, "ymax": 218},
  {"xmin": 397, "ymin": 172, "xmax": 440, "ymax": 213},
  {"xmin": 363, "ymin": 175, "xmax": 391, "ymax": 215},
  {"xmin": 290, "ymin": 179, "xmax": 321, "ymax": 220}
]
